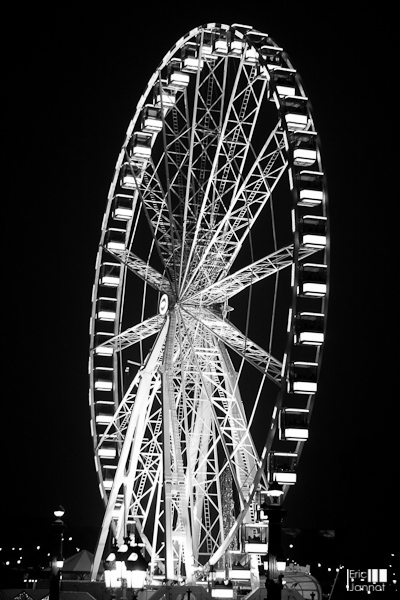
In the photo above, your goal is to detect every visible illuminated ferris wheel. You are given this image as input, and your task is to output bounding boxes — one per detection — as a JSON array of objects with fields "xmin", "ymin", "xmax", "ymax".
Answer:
[{"xmin": 89, "ymin": 23, "xmax": 329, "ymax": 587}]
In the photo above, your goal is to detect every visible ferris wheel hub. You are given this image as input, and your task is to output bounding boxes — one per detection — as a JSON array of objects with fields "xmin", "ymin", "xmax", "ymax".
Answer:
[{"xmin": 159, "ymin": 293, "xmax": 169, "ymax": 315}]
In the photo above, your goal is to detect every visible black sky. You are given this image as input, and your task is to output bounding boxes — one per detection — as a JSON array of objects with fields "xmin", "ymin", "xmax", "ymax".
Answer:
[{"xmin": 2, "ymin": 2, "xmax": 398, "ymax": 562}]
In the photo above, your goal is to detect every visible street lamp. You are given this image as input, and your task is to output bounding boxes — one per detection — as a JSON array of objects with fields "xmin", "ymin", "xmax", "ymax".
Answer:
[
  {"xmin": 263, "ymin": 503, "xmax": 286, "ymax": 582},
  {"xmin": 49, "ymin": 506, "xmax": 65, "ymax": 600},
  {"xmin": 105, "ymin": 538, "xmax": 148, "ymax": 599}
]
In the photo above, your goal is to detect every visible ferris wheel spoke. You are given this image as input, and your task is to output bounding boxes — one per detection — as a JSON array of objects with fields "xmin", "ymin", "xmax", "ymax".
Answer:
[
  {"xmin": 179, "ymin": 312, "xmax": 248, "ymax": 506},
  {"xmin": 180, "ymin": 58, "xmax": 268, "ymax": 295},
  {"xmin": 93, "ymin": 314, "xmax": 166, "ymax": 353},
  {"xmin": 180, "ymin": 124, "xmax": 288, "ymax": 297},
  {"xmin": 139, "ymin": 158, "xmax": 179, "ymax": 278},
  {"xmin": 190, "ymin": 244, "xmax": 318, "ymax": 305},
  {"xmin": 182, "ymin": 306, "xmax": 282, "ymax": 384},
  {"xmin": 106, "ymin": 248, "xmax": 172, "ymax": 294},
  {"xmin": 180, "ymin": 54, "xmax": 229, "ymax": 287}
]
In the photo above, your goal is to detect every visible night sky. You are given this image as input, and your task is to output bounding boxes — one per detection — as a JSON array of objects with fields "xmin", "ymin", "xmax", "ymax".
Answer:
[{"xmin": 2, "ymin": 2, "xmax": 397, "ymax": 567}]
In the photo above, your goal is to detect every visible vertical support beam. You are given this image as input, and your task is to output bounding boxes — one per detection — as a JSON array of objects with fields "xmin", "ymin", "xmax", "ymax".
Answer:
[
  {"xmin": 91, "ymin": 318, "xmax": 169, "ymax": 581},
  {"xmin": 162, "ymin": 309, "xmax": 195, "ymax": 582},
  {"xmin": 162, "ymin": 310, "xmax": 177, "ymax": 580},
  {"xmin": 266, "ymin": 505, "xmax": 286, "ymax": 581}
]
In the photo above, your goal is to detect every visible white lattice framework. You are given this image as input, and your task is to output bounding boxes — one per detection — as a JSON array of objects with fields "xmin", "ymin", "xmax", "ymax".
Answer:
[{"xmin": 89, "ymin": 22, "xmax": 329, "ymax": 587}]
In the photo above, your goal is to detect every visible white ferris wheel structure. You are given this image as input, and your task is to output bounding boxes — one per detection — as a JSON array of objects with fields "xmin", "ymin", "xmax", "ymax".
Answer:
[{"xmin": 88, "ymin": 22, "xmax": 329, "ymax": 589}]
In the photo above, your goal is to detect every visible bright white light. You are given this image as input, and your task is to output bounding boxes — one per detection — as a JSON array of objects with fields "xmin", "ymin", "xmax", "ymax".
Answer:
[
  {"xmin": 302, "ymin": 234, "xmax": 326, "ymax": 248},
  {"xmin": 96, "ymin": 414, "xmax": 113, "ymax": 424},
  {"xmin": 101, "ymin": 275, "xmax": 120, "ymax": 287},
  {"xmin": 114, "ymin": 206, "xmax": 134, "ymax": 219},
  {"xmin": 277, "ymin": 84, "xmax": 296, "ymax": 96},
  {"xmin": 103, "ymin": 479, "xmax": 113, "ymax": 490},
  {"xmin": 156, "ymin": 93, "xmax": 175, "ymax": 108},
  {"xmin": 98, "ymin": 310, "xmax": 116, "ymax": 321},
  {"xmin": 143, "ymin": 117, "xmax": 163, "ymax": 132},
  {"xmin": 214, "ymin": 40, "xmax": 228, "ymax": 55},
  {"xmin": 94, "ymin": 381, "xmax": 113, "ymax": 391},
  {"xmin": 127, "ymin": 569, "xmax": 147, "ymax": 589},
  {"xmin": 277, "ymin": 560, "xmax": 286, "ymax": 572},
  {"xmin": 300, "ymin": 189, "xmax": 323, "ymax": 201},
  {"xmin": 298, "ymin": 331, "xmax": 324, "ymax": 345},
  {"xmin": 169, "ymin": 72, "xmax": 190, "ymax": 88},
  {"xmin": 285, "ymin": 113, "xmax": 308, "ymax": 130},
  {"xmin": 273, "ymin": 472, "xmax": 297, "ymax": 484},
  {"xmin": 244, "ymin": 47, "xmax": 258, "ymax": 63},
  {"xmin": 183, "ymin": 57, "xmax": 204, "ymax": 71},
  {"xmin": 230, "ymin": 40, "xmax": 243, "ymax": 56},
  {"xmin": 95, "ymin": 345, "xmax": 113, "ymax": 356},
  {"xmin": 98, "ymin": 447, "xmax": 117, "ymax": 458},
  {"xmin": 211, "ymin": 589, "xmax": 234, "ymax": 598},
  {"xmin": 132, "ymin": 146, "xmax": 152, "ymax": 160},
  {"xmin": 293, "ymin": 148, "xmax": 317, "ymax": 166},
  {"xmin": 293, "ymin": 381, "xmax": 317, "ymax": 394},
  {"xmin": 106, "ymin": 240, "xmax": 126, "ymax": 251},
  {"xmin": 302, "ymin": 283, "xmax": 327, "ymax": 296},
  {"xmin": 244, "ymin": 542, "xmax": 268, "ymax": 553},
  {"xmin": 284, "ymin": 428, "xmax": 309, "ymax": 440}
]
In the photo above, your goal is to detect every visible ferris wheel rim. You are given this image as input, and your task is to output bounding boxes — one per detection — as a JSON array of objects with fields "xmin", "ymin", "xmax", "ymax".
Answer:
[{"xmin": 89, "ymin": 22, "xmax": 329, "ymax": 582}]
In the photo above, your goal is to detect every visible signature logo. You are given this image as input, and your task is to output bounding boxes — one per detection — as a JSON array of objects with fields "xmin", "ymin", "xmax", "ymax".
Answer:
[{"xmin": 346, "ymin": 569, "xmax": 388, "ymax": 593}]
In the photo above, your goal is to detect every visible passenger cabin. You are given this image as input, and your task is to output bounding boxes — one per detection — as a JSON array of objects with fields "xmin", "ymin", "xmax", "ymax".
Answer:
[
  {"xmin": 291, "ymin": 131, "xmax": 317, "ymax": 167},
  {"xmin": 268, "ymin": 451, "xmax": 298, "ymax": 485},
  {"xmin": 213, "ymin": 32, "xmax": 229, "ymax": 56},
  {"xmin": 294, "ymin": 312, "xmax": 324, "ymax": 346},
  {"xmin": 199, "ymin": 31, "xmax": 214, "ymax": 56},
  {"xmin": 154, "ymin": 81, "xmax": 176, "ymax": 109},
  {"xmin": 102, "ymin": 467, "xmax": 116, "ymax": 490},
  {"xmin": 112, "ymin": 194, "xmax": 136, "ymax": 221},
  {"xmin": 282, "ymin": 96, "xmax": 309, "ymax": 131},
  {"xmin": 300, "ymin": 215, "xmax": 327, "ymax": 249},
  {"xmin": 100, "ymin": 263, "xmax": 121, "ymax": 288},
  {"xmin": 228, "ymin": 35, "xmax": 244, "ymax": 57},
  {"xmin": 242, "ymin": 523, "xmax": 268, "ymax": 553},
  {"xmin": 181, "ymin": 43, "xmax": 203, "ymax": 72},
  {"xmin": 259, "ymin": 44, "xmax": 284, "ymax": 69},
  {"xmin": 244, "ymin": 45, "xmax": 259, "ymax": 64},
  {"xmin": 296, "ymin": 170, "xmax": 324, "ymax": 207},
  {"xmin": 129, "ymin": 132, "xmax": 152, "ymax": 160},
  {"xmin": 298, "ymin": 263, "xmax": 327, "ymax": 297},
  {"xmin": 120, "ymin": 162, "xmax": 144, "ymax": 190},
  {"xmin": 141, "ymin": 106, "xmax": 163, "ymax": 133},
  {"xmin": 271, "ymin": 68, "xmax": 296, "ymax": 96},
  {"xmin": 167, "ymin": 59, "xmax": 190, "ymax": 90},
  {"xmin": 105, "ymin": 228, "xmax": 126, "ymax": 251},
  {"xmin": 96, "ymin": 405, "xmax": 114, "ymax": 426},
  {"xmin": 96, "ymin": 414, "xmax": 113, "ymax": 428},
  {"xmin": 288, "ymin": 361, "xmax": 318, "ymax": 394},
  {"xmin": 279, "ymin": 408, "xmax": 309, "ymax": 441},
  {"xmin": 94, "ymin": 332, "xmax": 114, "ymax": 356},
  {"xmin": 98, "ymin": 445, "xmax": 117, "ymax": 459},
  {"xmin": 94, "ymin": 366, "xmax": 113, "ymax": 391},
  {"xmin": 96, "ymin": 297, "xmax": 117, "ymax": 321}
]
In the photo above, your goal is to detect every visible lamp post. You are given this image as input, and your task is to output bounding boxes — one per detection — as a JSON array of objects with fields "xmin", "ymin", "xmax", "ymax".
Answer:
[
  {"xmin": 49, "ymin": 505, "xmax": 65, "ymax": 600},
  {"xmin": 105, "ymin": 538, "xmax": 148, "ymax": 600},
  {"xmin": 264, "ymin": 504, "xmax": 286, "ymax": 579}
]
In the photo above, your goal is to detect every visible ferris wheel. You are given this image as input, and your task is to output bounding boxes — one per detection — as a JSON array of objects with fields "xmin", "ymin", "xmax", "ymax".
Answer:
[{"xmin": 89, "ymin": 22, "xmax": 329, "ymax": 586}]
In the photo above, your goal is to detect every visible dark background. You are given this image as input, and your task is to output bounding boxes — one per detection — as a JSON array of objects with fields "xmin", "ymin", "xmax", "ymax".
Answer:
[{"xmin": 2, "ymin": 0, "xmax": 397, "ymax": 574}]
